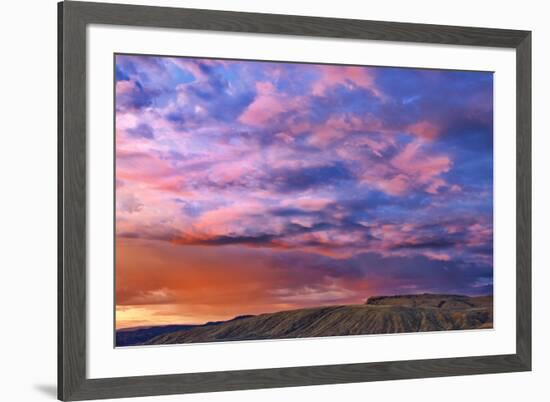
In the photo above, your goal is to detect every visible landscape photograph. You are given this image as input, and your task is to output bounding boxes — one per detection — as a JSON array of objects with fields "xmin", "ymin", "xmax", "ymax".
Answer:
[{"xmin": 115, "ymin": 54, "xmax": 493, "ymax": 347}]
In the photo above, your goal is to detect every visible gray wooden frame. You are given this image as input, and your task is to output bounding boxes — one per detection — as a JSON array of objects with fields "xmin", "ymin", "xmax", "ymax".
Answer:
[{"xmin": 58, "ymin": 1, "xmax": 531, "ymax": 400}]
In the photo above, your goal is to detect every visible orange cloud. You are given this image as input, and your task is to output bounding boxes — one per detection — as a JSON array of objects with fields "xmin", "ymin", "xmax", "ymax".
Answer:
[{"xmin": 115, "ymin": 238, "xmax": 371, "ymax": 328}]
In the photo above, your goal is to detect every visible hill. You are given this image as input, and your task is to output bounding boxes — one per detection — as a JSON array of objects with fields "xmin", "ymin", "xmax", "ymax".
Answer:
[
  {"xmin": 116, "ymin": 324, "xmax": 198, "ymax": 347},
  {"xmin": 365, "ymin": 294, "xmax": 493, "ymax": 308},
  {"xmin": 116, "ymin": 315, "xmax": 254, "ymax": 346},
  {"xmin": 134, "ymin": 294, "xmax": 492, "ymax": 346}
]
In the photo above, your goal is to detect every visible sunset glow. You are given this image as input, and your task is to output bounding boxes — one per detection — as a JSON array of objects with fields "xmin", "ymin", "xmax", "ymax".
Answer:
[{"xmin": 115, "ymin": 55, "xmax": 493, "ymax": 329}]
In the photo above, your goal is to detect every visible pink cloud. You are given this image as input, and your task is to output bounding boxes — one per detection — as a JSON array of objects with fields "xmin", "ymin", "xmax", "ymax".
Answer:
[
  {"xmin": 114, "ymin": 56, "xmax": 491, "ymax": 301},
  {"xmin": 192, "ymin": 201, "xmax": 269, "ymax": 235},
  {"xmin": 390, "ymin": 140, "xmax": 452, "ymax": 194},
  {"xmin": 117, "ymin": 193, "xmax": 144, "ymax": 214},
  {"xmin": 312, "ymin": 66, "xmax": 383, "ymax": 98},
  {"xmin": 406, "ymin": 120, "xmax": 440, "ymax": 140},
  {"xmin": 425, "ymin": 178, "xmax": 447, "ymax": 195},
  {"xmin": 375, "ymin": 174, "xmax": 410, "ymax": 196},
  {"xmin": 423, "ymin": 251, "xmax": 451, "ymax": 261},
  {"xmin": 116, "ymin": 80, "xmax": 136, "ymax": 96},
  {"xmin": 239, "ymin": 82, "xmax": 303, "ymax": 126},
  {"xmin": 281, "ymin": 197, "xmax": 333, "ymax": 211},
  {"xmin": 308, "ymin": 115, "xmax": 364, "ymax": 146}
]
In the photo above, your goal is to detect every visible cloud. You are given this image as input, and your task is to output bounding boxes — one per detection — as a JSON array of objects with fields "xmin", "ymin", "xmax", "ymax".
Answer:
[
  {"xmin": 117, "ymin": 193, "xmax": 143, "ymax": 214},
  {"xmin": 388, "ymin": 139, "xmax": 452, "ymax": 195},
  {"xmin": 312, "ymin": 65, "xmax": 383, "ymax": 98},
  {"xmin": 268, "ymin": 163, "xmax": 354, "ymax": 193},
  {"xmin": 406, "ymin": 120, "xmax": 440, "ymax": 140},
  {"xmin": 116, "ymin": 239, "xmax": 493, "ymax": 326},
  {"xmin": 239, "ymin": 81, "xmax": 293, "ymax": 126},
  {"xmin": 116, "ymin": 80, "xmax": 156, "ymax": 110},
  {"xmin": 114, "ymin": 55, "xmax": 494, "ymax": 326},
  {"xmin": 127, "ymin": 123, "xmax": 155, "ymax": 139}
]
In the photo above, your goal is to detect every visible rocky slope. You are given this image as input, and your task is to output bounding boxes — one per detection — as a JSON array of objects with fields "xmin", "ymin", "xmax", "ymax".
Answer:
[{"xmin": 137, "ymin": 294, "xmax": 492, "ymax": 346}]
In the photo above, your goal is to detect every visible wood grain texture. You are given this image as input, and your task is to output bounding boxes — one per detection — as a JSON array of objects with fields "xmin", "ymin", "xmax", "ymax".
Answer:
[
  {"xmin": 57, "ymin": 2, "xmax": 64, "ymax": 398},
  {"xmin": 65, "ymin": 1, "xmax": 528, "ymax": 47},
  {"xmin": 67, "ymin": 355, "xmax": 527, "ymax": 401},
  {"xmin": 58, "ymin": 1, "xmax": 532, "ymax": 400},
  {"xmin": 515, "ymin": 33, "xmax": 532, "ymax": 370},
  {"xmin": 59, "ymin": 1, "xmax": 87, "ymax": 399}
]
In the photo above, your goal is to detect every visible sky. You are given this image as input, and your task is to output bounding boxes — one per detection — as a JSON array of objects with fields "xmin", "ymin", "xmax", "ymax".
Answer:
[{"xmin": 115, "ymin": 54, "xmax": 493, "ymax": 329}]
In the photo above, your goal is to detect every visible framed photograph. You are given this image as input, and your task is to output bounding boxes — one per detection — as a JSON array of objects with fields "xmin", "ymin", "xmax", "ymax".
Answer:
[{"xmin": 58, "ymin": 1, "xmax": 531, "ymax": 400}]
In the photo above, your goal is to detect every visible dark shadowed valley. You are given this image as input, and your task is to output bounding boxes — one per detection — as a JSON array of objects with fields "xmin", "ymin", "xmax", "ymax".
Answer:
[{"xmin": 116, "ymin": 294, "xmax": 493, "ymax": 347}]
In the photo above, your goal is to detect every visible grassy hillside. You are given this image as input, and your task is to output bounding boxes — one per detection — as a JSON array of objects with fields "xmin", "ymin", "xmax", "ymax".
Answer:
[{"xmin": 139, "ymin": 294, "xmax": 492, "ymax": 345}]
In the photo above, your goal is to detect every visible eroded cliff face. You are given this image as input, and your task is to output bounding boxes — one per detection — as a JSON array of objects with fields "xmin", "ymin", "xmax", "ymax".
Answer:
[{"xmin": 120, "ymin": 294, "xmax": 493, "ymax": 346}]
